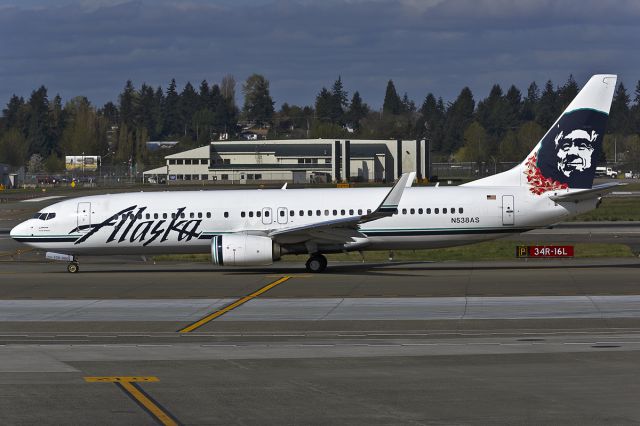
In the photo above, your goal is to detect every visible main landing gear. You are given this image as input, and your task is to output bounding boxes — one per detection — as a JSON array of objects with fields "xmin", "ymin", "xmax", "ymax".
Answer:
[
  {"xmin": 305, "ymin": 254, "xmax": 327, "ymax": 273},
  {"xmin": 67, "ymin": 260, "xmax": 79, "ymax": 273}
]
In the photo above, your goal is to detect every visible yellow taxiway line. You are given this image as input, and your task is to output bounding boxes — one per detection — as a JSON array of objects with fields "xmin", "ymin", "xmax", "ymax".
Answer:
[
  {"xmin": 85, "ymin": 376, "xmax": 180, "ymax": 426},
  {"xmin": 178, "ymin": 275, "xmax": 292, "ymax": 333}
]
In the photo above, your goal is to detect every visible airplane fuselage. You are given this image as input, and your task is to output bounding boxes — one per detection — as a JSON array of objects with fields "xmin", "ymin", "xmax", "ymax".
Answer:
[{"xmin": 10, "ymin": 185, "xmax": 595, "ymax": 256}]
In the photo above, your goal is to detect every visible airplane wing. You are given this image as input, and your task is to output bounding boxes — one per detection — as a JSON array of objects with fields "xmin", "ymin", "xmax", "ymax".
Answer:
[
  {"xmin": 549, "ymin": 182, "xmax": 624, "ymax": 202},
  {"xmin": 267, "ymin": 173, "xmax": 412, "ymax": 245}
]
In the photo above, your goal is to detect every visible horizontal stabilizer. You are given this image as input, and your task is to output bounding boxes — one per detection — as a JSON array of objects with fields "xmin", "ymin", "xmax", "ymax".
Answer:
[{"xmin": 549, "ymin": 182, "xmax": 624, "ymax": 202}]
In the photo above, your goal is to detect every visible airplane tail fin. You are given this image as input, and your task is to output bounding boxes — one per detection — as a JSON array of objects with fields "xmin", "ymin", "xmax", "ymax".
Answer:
[{"xmin": 464, "ymin": 74, "xmax": 617, "ymax": 194}]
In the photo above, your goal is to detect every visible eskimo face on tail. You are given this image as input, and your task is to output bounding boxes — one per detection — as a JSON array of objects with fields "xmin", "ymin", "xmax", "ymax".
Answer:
[
  {"xmin": 555, "ymin": 129, "xmax": 597, "ymax": 177},
  {"xmin": 525, "ymin": 109, "xmax": 608, "ymax": 194}
]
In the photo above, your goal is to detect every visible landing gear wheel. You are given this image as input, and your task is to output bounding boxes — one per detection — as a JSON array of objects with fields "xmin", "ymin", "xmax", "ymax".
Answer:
[
  {"xmin": 67, "ymin": 262, "xmax": 79, "ymax": 273},
  {"xmin": 305, "ymin": 254, "xmax": 327, "ymax": 273}
]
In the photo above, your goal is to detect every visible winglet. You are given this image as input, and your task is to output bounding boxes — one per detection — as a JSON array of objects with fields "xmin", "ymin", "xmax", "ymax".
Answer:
[
  {"xmin": 405, "ymin": 172, "xmax": 416, "ymax": 188},
  {"xmin": 281, "ymin": 183, "xmax": 287, "ymax": 190},
  {"xmin": 371, "ymin": 173, "xmax": 411, "ymax": 216}
]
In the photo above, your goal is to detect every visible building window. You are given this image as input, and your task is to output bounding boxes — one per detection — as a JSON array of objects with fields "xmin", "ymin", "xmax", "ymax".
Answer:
[
  {"xmin": 221, "ymin": 174, "xmax": 229, "ymax": 180},
  {"xmin": 177, "ymin": 159, "xmax": 183, "ymax": 165},
  {"xmin": 247, "ymin": 174, "xmax": 254, "ymax": 180},
  {"xmin": 169, "ymin": 159, "xmax": 176, "ymax": 165},
  {"xmin": 255, "ymin": 174, "xmax": 262, "ymax": 180},
  {"xmin": 325, "ymin": 158, "xmax": 331, "ymax": 164},
  {"xmin": 177, "ymin": 175, "xmax": 184, "ymax": 180},
  {"xmin": 223, "ymin": 159, "xmax": 230, "ymax": 164},
  {"xmin": 298, "ymin": 159, "xmax": 304, "ymax": 164},
  {"xmin": 201, "ymin": 174, "xmax": 208, "ymax": 180},
  {"xmin": 201, "ymin": 159, "xmax": 208, "ymax": 165},
  {"xmin": 184, "ymin": 159, "xmax": 191, "ymax": 165}
]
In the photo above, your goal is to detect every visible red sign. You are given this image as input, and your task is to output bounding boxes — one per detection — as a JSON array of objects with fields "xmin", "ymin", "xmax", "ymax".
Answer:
[{"xmin": 517, "ymin": 245, "xmax": 574, "ymax": 258}]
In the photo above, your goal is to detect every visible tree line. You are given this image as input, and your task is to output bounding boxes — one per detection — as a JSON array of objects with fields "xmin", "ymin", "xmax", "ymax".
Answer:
[{"xmin": 1, "ymin": 73, "xmax": 639, "ymax": 174}]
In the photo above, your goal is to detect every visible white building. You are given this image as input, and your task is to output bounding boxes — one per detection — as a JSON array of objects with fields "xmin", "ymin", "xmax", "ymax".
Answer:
[{"xmin": 143, "ymin": 139, "xmax": 430, "ymax": 184}]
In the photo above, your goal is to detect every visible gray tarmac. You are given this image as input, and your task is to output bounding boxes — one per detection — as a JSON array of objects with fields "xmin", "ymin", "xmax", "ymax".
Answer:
[
  {"xmin": 2, "ymin": 195, "xmax": 640, "ymax": 424},
  {"xmin": 0, "ymin": 256, "xmax": 640, "ymax": 424}
]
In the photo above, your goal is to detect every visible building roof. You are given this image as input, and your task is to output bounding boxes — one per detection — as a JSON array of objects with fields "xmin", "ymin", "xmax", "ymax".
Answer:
[
  {"xmin": 165, "ymin": 145, "xmax": 209, "ymax": 159},
  {"xmin": 142, "ymin": 166, "xmax": 168, "ymax": 175},
  {"xmin": 211, "ymin": 143, "xmax": 332, "ymax": 157}
]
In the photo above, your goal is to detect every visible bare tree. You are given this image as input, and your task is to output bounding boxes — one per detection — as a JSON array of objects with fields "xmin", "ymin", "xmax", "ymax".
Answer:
[{"xmin": 221, "ymin": 75, "xmax": 236, "ymax": 104}]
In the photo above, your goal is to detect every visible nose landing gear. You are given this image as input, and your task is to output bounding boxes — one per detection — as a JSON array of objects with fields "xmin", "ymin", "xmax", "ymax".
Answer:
[
  {"xmin": 305, "ymin": 254, "xmax": 327, "ymax": 273},
  {"xmin": 67, "ymin": 261, "xmax": 79, "ymax": 273}
]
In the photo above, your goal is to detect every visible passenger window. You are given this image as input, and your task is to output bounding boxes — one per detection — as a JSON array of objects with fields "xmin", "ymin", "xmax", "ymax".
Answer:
[
  {"xmin": 265, "ymin": 211, "xmax": 270, "ymax": 217},
  {"xmin": 459, "ymin": 207, "xmax": 463, "ymax": 214},
  {"xmin": 358, "ymin": 209, "xmax": 363, "ymax": 215},
  {"xmin": 137, "ymin": 213, "xmax": 142, "ymax": 219},
  {"xmin": 340, "ymin": 209, "xmax": 345, "ymax": 215},
  {"xmin": 190, "ymin": 212, "xmax": 195, "ymax": 218},
  {"xmin": 427, "ymin": 208, "xmax": 431, "ymax": 214},
  {"xmin": 324, "ymin": 210, "xmax": 329, "ymax": 216},
  {"xmin": 180, "ymin": 213, "xmax": 185, "ymax": 219},
  {"xmin": 224, "ymin": 212, "xmax": 229, "ymax": 218},
  {"xmin": 49, "ymin": 213, "xmax": 56, "ymax": 220},
  {"xmin": 316, "ymin": 210, "xmax": 321, "ymax": 216},
  {"xmin": 418, "ymin": 208, "xmax": 423, "ymax": 214},
  {"xmin": 241, "ymin": 212, "xmax": 246, "ymax": 218},
  {"xmin": 171, "ymin": 213, "xmax": 176, "ymax": 219},
  {"xmin": 410, "ymin": 208, "xmax": 415, "ymax": 214},
  {"xmin": 451, "ymin": 207, "xmax": 455, "ymax": 214},
  {"xmin": 290, "ymin": 210, "xmax": 295, "ymax": 216},
  {"xmin": 349, "ymin": 209, "xmax": 354, "ymax": 215},
  {"xmin": 256, "ymin": 211, "xmax": 262, "ymax": 217},
  {"xmin": 402, "ymin": 208, "xmax": 407, "ymax": 214},
  {"xmin": 332, "ymin": 209, "xmax": 337, "ymax": 216},
  {"xmin": 308, "ymin": 210, "xmax": 313, "ymax": 216},
  {"xmin": 198, "ymin": 212, "xmax": 203, "ymax": 218},
  {"xmin": 154, "ymin": 213, "xmax": 158, "ymax": 219},
  {"xmin": 249, "ymin": 211, "xmax": 254, "ymax": 218},
  {"xmin": 299, "ymin": 210, "xmax": 304, "ymax": 216},
  {"xmin": 435, "ymin": 208, "xmax": 439, "ymax": 214},
  {"xmin": 443, "ymin": 208, "xmax": 447, "ymax": 214},
  {"xmin": 206, "ymin": 212, "xmax": 211, "ymax": 218},
  {"xmin": 367, "ymin": 209, "xmax": 371, "ymax": 214},
  {"xmin": 146, "ymin": 213, "xmax": 151, "ymax": 219},
  {"xmin": 163, "ymin": 213, "xmax": 167, "ymax": 219},
  {"xmin": 279, "ymin": 210, "xmax": 285, "ymax": 217}
]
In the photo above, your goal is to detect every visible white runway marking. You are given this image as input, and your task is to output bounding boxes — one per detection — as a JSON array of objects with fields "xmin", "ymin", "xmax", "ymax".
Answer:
[
  {"xmin": 0, "ymin": 295, "xmax": 640, "ymax": 322},
  {"xmin": 21, "ymin": 195, "xmax": 65, "ymax": 203}
]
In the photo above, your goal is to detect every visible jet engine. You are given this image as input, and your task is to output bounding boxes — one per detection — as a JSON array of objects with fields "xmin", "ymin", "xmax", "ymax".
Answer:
[{"xmin": 211, "ymin": 234, "xmax": 281, "ymax": 266}]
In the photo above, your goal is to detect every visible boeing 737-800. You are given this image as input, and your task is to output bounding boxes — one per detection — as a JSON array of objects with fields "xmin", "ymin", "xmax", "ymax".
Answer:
[{"xmin": 11, "ymin": 74, "xmax": 620, "ymax": 273}]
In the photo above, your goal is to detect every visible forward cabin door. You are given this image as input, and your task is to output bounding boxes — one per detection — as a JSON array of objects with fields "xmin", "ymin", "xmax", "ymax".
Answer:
[
  {"xmin": 77, "ymin": 202, "xmax": 91, "ymax": 231},
  {"xmin": 502, "ymin": 195, "xmax": 514, "ymax": 226}
]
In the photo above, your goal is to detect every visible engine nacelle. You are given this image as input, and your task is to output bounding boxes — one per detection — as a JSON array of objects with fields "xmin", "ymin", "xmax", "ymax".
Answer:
[{"xmin": 211, "ymin": 234, "xmax": 280, "ymax": 266}]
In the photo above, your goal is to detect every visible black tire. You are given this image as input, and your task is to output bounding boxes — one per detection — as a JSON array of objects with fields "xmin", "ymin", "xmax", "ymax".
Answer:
[
  {"xmin": 67, "ymin": 262, "xmax": 79, "ymax": 273},
  {"xmin": 305, "ymin": 254, "xmax": 327, "ymax": 273}
]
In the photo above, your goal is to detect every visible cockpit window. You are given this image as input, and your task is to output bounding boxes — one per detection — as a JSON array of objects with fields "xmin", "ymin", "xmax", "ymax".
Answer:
[{"xmin": 34, "ymin": 212, "xmax": 56, "ymax": 220}]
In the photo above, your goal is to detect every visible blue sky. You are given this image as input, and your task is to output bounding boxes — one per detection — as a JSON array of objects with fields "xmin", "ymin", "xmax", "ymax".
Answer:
[{"xmin": 1, "ymin": 0, "xmax": 639, "ymax": 109}]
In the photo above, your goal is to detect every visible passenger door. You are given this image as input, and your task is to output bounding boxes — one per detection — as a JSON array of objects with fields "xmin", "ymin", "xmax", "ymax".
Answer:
[
  {"xmin": 77, "ymin": 202, "xmax": 91, "ymax": 231},
  {"xmin": 502, "ymin": 195, "xmax": 514, "ymax": 226}
]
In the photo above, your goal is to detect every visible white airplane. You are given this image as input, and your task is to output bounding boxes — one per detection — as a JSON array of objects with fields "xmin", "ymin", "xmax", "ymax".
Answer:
[{"xmin": 11, "ymin": 74, "xmax": 620, "ymax": 273}]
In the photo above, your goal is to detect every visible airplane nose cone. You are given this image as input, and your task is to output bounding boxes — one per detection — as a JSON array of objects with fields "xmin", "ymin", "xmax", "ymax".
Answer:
[{"xmin": 10, "ymin": 222, "xmax": 27, "ymax": 240}]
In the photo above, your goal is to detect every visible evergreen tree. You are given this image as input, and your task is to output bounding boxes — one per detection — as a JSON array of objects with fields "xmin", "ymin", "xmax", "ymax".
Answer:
[
  {"xmin": 346, "ymin": 91, "xmax": 369, "ymax": 129},
  {"xmin": 504, "ymin": 85, "xmax": 522, "ymax": 129},
  {"xmin": 118, "ymin": 80, "xmax": 137, "ymax": 129},
  {"xmin": 609, "ymin": 82, "xmax": 631, "ymax": 135},
  {"xmin": 382, "ymin": 80, "xmax": 402, "ymax": 115},
  {"xmin": 442, "ymin": 87, "xmax": 474, "ymax": 154},
  {"xmin": 242, "ymin": 74, "xmax": 275, "ymax": 126},
  {"xmin": 180, "ymin": 82, "xmax": 199, "ymax": 136},
  {"xmin": 632, "ymin": 80, "xmax": 640, "ymax": 133},
  {"xmin": 330, "ymin": 76, "xmax": 348, "ymax": 124},
  {"xmin": 137, "ymin": 84, "xmax": 160, "ymax": 139},
  {"xmin": 163, "ymin": 79, "xmax": 181, "ymax": 137},
  {"xmin": 99, "ymin": 101, "xmax": 119, "ymax": 126},
  {"xmin": 521, "ymin": 82, "xmax": 539, "ymax": 121},
  {"xmin": 558, "ymin": 74, "xmax": 579, "ymax": 110},
  {"xmin": 0, "ymin": 128, "xmax": 28, "ymax": 166},
  {"xmin": 417, "ymin": 93, "xmax": 445, "ymax": 150},
  {"xmin": 26, "ymin": 86, "xmax": 51, "ymax": 156},
  {"xmin": 535, "ymin": 80, "xmax": 558, "ymax": 129},
  {"xmin": 2, "ymin": 95, "xmax": 26, "ymax": 132},
  {"xmin": 60, "ymin": 96, "xmax": 100, "ymax": 155},
  {"xmin": 315, "ymin": 88, "xmax": 334, "ymax": 122},
  {"xmin": 401, "ymin": 93, "xmax": 416, "ymax": 114}
]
